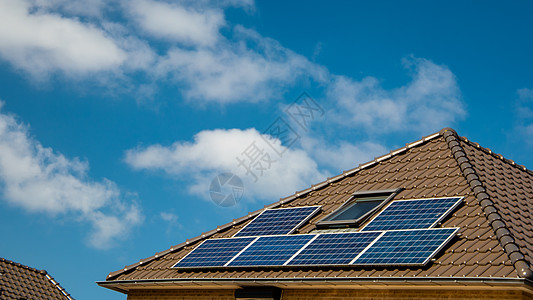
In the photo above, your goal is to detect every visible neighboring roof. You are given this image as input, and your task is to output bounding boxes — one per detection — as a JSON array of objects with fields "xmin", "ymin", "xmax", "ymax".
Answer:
[
  {"xmin": 99, "ymin": 128, "xmax": 533, "ymax": 293},
  {"xmin": 0, "ymin": 257, "xmax": 73, "ymax": 300}
]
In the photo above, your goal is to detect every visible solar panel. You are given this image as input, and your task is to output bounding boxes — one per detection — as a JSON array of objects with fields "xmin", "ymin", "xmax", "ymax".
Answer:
[
  {"xmin": 173, "ymin": 237, "xmax": 256, "ymax": 268},
  {"xmin": 361, "ymin": 197, "xmax": 463, "ymax": 231},
  {"xmin": 228, "ymin": 235, "xmax": 315, "ymax": 266},
  {"xmin": 286, "ymin": 231, "xmax": 382, "ymax": 266},
  {"xmin": 352, "ymin": 228, "xmax": 458, "ymax": 265},
  {"xmin": 234, "ymin": 206, "xmax": 321, "ymax": 237}
]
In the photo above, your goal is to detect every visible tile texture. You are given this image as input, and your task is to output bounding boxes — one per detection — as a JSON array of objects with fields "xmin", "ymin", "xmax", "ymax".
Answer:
[{"xmin": 0, "ymin": 257, "xmax": 73, "ymax": 300}]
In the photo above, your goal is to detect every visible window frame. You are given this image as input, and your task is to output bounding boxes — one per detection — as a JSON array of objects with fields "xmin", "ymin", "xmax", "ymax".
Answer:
[{"xmin": 315, "ymin": 188, "xmax": 402, "ymax": 229}]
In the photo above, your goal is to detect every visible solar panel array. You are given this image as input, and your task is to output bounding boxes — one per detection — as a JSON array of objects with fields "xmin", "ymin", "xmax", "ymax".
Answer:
[
  {"xmin": 173, "ymin": 197, "xmax": 462, "ymax": 269},
  {"xmin": 234, "ymin": 206, "xmax": 321, "ymax": 237},
  {"xmin": 286, "ymin": 232, "xmax": 381, "ymax": 266},
  {"xmin": 174, "ymin": 237, "xmax": 257, "ymax": 267},
  {"xmin": 352, "ymin": 228, "xmax": 459, "ymax": 265},
  {"xmin": 361, "ymin": 197, "xmax": 463, "ymax": 231},
  {"xmin": 173, "ymin": 228, "xmax": 457, "ymax": 268},
  {"xmin": 228, "ymin": 235, "xmax": 315, "ymax": 266}
]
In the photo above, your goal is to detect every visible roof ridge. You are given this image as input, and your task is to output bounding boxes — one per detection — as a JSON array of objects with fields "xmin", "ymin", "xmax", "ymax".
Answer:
[
  {"xmin": 442, "ymin": 129, "xmax": 532, "ymax": 279},
  {"xmin": 0, "ymin": 257, "xmax": 75, "ymax": 300},
  {"xmin": 106, "ymin": 130, "xmax": 445, "ymax": 280}
]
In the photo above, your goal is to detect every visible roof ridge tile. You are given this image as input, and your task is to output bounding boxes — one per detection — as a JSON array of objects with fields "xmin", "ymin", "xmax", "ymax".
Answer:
[{"xmin": 442, "ymin": 130, "xmax": 532, "ymax": 279}]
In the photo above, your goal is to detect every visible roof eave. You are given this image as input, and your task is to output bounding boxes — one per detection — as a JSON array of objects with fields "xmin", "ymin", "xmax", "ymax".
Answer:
[{"xmin": 98, "ymin": 276, "xmax": 533, "ymax": 294}]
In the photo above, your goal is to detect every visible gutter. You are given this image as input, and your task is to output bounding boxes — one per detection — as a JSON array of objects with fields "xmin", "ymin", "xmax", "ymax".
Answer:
[{"xmin": 98, "ymin": 276, "xmax": 533, "ymax": 293}]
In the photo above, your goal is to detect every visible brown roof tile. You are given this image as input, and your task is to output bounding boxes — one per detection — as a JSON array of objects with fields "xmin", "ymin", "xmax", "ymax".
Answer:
[
  {"xmin": 101, "ymin": 128, "xmax": 533, "ymax": 289},
  {"xmin": 0, "ymin": 258, "xmax": 73, "ymax": 300}
]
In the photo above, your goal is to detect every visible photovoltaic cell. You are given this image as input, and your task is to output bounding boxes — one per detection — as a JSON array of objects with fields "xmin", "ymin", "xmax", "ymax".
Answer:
[
  {"xmin": 173, "ymin": 237, "xmax": 255, "ymax": 268},
  {"xmin": 228, "ymin": 235, "xmax": 315, "ymax": 266},
  {"xmin": 352, "ymin": 228, "xmax": 458, "ymax": 265},
  {"xmin": 234, "ymin": 206, "xmax": 320, "ymax": 237},
  {"xmin": 361, "ymin": 197, "xmax": 462, "ymax": 231},
  {"xmin": 286, "ymin": 231, "xmax": 382, "ymax": 266}
]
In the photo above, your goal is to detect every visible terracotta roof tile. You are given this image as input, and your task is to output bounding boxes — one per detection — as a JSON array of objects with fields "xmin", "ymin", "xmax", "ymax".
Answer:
[
  {"xmin": 101, "ymin": 128, "xmax": 533, "ymax": 290},
  {"xmin": 461, "ymin": 139, "xmax": 533, "ymax": 274},
  {"xmin": 0, "ymin": 258, "xmax": 73, "ymax": 300}
]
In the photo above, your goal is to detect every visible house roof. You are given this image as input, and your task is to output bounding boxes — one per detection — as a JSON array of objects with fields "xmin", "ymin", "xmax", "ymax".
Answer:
[
  {"xmin": 0, "ymin": 257, "xmax": 73, "ymax": 300},
  {"xmin": 99, "ymin": 128, "xmax": 533, "ymax": 293}
]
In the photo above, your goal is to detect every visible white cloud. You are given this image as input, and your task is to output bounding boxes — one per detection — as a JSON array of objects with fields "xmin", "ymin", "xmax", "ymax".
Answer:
[
  {"xmin": 518, "ymin": 88, "xmax": 533, "ymax": 99},
  {"xmin": 0, "ymin": 0, "xmax": 466, "ymax": 119},
  {"xmin": 517, "ymin": 88, "xmax": 533, "ymax": 118},
  {"xmin": 125, "ymin": 128, "xmax": 327, "ymax": 201},
  {"xmin": 100, "ymin": 21, "xmax": 156, "ymax": 72},
  {"xmin": 160, "ymin": 212, "xmax": 178, "ymax": 223},
  {"xmin": 160, "ymin": 211, "xmax": 182, "ymax": 235},
  {"xmin": 515, "ymin": 88, "xmax": 533, "ymax": 143},
  {"xmin": 29, "ymin": 0, "xmax": 108, "ymax": 18},
  {"xmin": 0, "ymin": 0, "xmax": 324, "ymax": 103},
  {"xmin": 300, "ymin": 137, "xmax": 388, "ymax": 172},
  {"xmin": 127, "ymin": 1, "xmax": 326, "ymax": 104},
  {"xmin": 221, "ymin": 0, "xmax": 255, "ymax": 10},
  {"xmin": 129, "ymin": 0, "xmax": 225, "ymax": 47},
  {"xmin": 155, "ymin": 26, "xmax": 328, "ymax": 103},
  {"xmin": 0, "ymin": 103, "xmax": 142, "ymax": 249},
  {"xmin": 327, "ymin": 57, "xmax": 465, "ymax": 133},
  {"xmin": 0, "ymin": 0, "xmax": 126, "ymax": 76}
]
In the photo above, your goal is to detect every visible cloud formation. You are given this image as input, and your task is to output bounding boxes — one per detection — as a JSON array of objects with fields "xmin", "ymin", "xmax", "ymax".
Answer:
[
  {"xmin": 155, "ymin": 27, "xmax": 326, "ymax": 103},
  {"xmin": 0, "ymin": 0, "xmax": 126, "ymax": 76},
  {"xmin": 29, "ymin": 0, "xmax": 108, "ymax": 18},
  {"xmin": 300, "ymin": 137, "xmax": 388, "ymax": 172},
  {"xmin": 516, "ymin": 88, "xmax": 533, "ymax": 142},
  {"xmin": 0, "ymin": 0, "xmax": 468, "ymax": 210},
  {"xmin": 327, "ymin": 57, "xmax": 465, "ymax": 133},
  {"xmin": 129, "ymin": 0, "xmax": 225, "ymax": 46},
  {"xmin": 0, "ymin": 103, "xmax": 142, "ymax": 249},
  {"xmin": 125, "ymin": 128, "xmax": 327, "ymax": 201},
  {"xmin": 0, "ymin": 0, "xmax": 327, "ymax": 103},
  {"xmin": 0, "ymin": 0, "xmax": 466, "ymax": 121}
]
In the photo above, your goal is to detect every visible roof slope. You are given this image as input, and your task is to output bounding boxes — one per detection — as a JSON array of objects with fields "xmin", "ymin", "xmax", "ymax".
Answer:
[
  {"xmin": 102, "ymin": 128, "xmax": 533, "ymax": 286},
  {"xmin": 0, "ymin": 258, "xmax": 73, "ymax": 300},
  {"xmin": 459, "ymin": 135, "xmax": 533, "ymax": 275}
]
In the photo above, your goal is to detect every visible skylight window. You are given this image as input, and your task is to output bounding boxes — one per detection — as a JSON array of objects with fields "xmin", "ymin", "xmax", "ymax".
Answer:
[{"xmin": 316, "ymin": 188, "xmax": 401, "ymax": 229}]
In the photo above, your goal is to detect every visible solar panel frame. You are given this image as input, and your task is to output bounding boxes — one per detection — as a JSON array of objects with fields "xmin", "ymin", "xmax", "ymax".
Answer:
[
  {"xmin": 285, "ymin": 231, "xmax": 383, "ymax": 266},
  {"xmin": 172, "ymin": 236, "xmax": 258, "ymax": 268},
  {"xmin": 228, "ymin": 234, "xmax": 316, "ymax": 267},
  {"xmin": 361, "ymin": 197, "xmax": 463, "ymax": 232},
  {"xmin": 233, "ymin": 206, "xmax": 321, "ymax": 237},
  {"xmin": 352, "ymin": 228, "xmax": 459, "ymax": 266}
]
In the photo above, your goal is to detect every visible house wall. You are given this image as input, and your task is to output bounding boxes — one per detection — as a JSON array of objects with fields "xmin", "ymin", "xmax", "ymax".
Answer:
[
  {"xmin": 127, "ymin": 289, "xmax": 234, "ymax": 300},
  {"xmin": 126, "ymin": 288, "xmax": 533, "ymax": 300},
  {"xmin": 283, "ymin": 289, "xmax": 532, "ymax": 299}
]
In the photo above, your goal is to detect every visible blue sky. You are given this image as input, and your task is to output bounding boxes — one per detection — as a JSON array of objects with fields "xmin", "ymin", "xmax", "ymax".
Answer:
[{"xmin": 0, "ymin": 0, "xmax": 532, "ymax": 298}]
